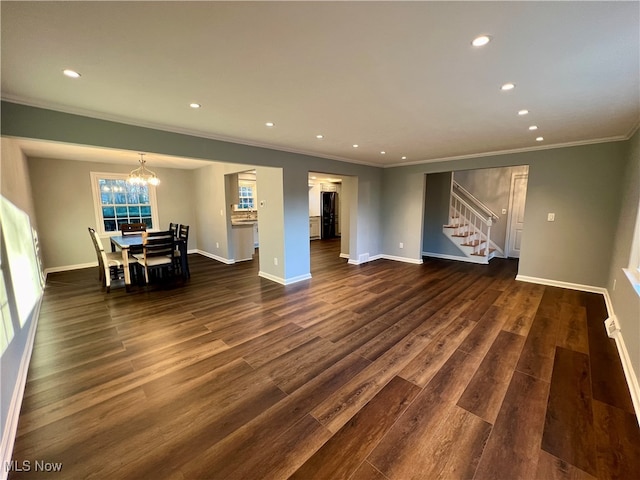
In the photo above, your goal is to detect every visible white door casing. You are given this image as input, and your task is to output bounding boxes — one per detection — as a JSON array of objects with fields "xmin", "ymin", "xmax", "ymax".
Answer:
[{"xmin": 506, "ymin": 173, "xmax": 528, "ymax": 258}]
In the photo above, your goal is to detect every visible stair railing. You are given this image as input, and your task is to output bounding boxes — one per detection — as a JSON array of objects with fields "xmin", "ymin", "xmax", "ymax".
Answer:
[
  {"xmin": 452, "ymin": 182, "xmax": 500, "ymax": 222},
  {"xmin": 450, "ymin": 188, "xmax": 494, "ymax": 260}
]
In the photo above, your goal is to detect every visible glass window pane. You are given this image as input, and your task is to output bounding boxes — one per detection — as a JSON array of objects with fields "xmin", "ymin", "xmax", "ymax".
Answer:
[
  {"xmin": 128, "ymin": 190, "xmax": 140, "ymax": 204},
  {"xmin": 102, "ymin": 206, "xmax": 115, "ymax": 218},
  {"xmin": 114, "ymin": 191, "xmax": 127, "ymax": 204},
  {"xmin": 94, "ymin": 174, "xmax": 155, "ymax": 234}
]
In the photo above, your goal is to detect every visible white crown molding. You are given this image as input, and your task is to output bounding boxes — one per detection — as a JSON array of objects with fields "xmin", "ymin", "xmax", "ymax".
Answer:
[
  {"xmin": 390, "ymin": 135, "xmax": 631, "ymax": 169},
  {"xmin": 3, "ymin": 96, "xmax": 635, "ymax": 171},
  {"xmin": 1, "ymin": 96, "xmax": 384, "ymax": 169}
]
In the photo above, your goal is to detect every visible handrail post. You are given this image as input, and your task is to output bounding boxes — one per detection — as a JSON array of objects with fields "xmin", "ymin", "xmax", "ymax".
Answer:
[{"xmin": 485, "ymin": 223, "xmax": 492, "ymax": 260}]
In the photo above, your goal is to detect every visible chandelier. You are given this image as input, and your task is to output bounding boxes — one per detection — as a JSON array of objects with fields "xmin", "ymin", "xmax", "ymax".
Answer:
[{"xmin": 128, "ymin": 153, "xmax": 160, "ymax": 186}]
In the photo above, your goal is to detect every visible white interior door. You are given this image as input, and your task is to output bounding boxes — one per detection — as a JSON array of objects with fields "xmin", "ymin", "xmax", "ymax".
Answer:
[{"xmin": 506, "ymin": 173, "xmax": 528, "ymax": 258}]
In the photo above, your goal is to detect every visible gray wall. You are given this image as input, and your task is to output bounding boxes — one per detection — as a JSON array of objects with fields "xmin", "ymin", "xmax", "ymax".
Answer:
[
  {"xmin": 382, "ymin": 141, "xmax": 628, "ymax": 288},
  {"xmin": 2, "ymin": 101, "xmax": 384, "ymax": 281},
  {"xmin": 27, "ymin": 157, "xmax": 197, "ymax": 270},
  {"xmin": 608, "ymin": 130, "xmax": 640, "ymax": 389},
  {"xmin": 423, "ymin": 172, "xmax": 465, "ymax": 258},
  {"xmin": 0, "ymin": 138, "xmax": 42, "ymax": 463}
]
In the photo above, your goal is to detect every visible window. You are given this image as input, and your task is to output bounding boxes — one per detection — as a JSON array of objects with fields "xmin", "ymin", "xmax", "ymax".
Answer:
[
  {"xmin": 624, "ymin": 202, "xmax": 640, "ymax": 296},
  {"xmin": 90, "ymin": 172, "xmax": 159, "ymax": 235},
  {"xmin": 237, "ymin": 182, "xmax": 255, "ymax": 210}
]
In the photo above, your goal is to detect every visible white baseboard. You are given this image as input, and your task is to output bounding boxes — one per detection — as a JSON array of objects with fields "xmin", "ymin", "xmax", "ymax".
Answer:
[
  {"xmin": 345, "ymin": 253, "xmax": 423, "ymax": 266},
  {"xmin": 258, "ymin": 270, "xmax": 311, "ymax": 285},
  {"xmin": 195, "ymin": 249, "xmax": 234, "ymax": 265},
  {"xmin": 380, "ymin": 254, "xmax": 423, "ymax": 265},
  {"xmin": 1, "ymin": 298, "xmax": 42, "ymax": 479},
  {"xmin": 423, "ymin": 251, "xmax": 488, "ymax": 265},
  {"xmin": 517, "ymin": 275, "xmax": 640, "ymax": 425},
  {"xmin": 339, "ymin": 253, "xmax": 349, "ymax": 260},
  {"xmin": 44, "ymin": 261, "xmax": 97, "ymax": 277},
  {"xmin": 606, "ymin": 318, "xmax": 640, "ymax": 426},
  {"xmin": 515, "ymin": 275, "xmax": 607, "ymax": 295}
]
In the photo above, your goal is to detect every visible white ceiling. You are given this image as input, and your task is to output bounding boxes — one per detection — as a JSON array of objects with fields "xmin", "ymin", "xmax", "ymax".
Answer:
[{"xmin": 2, "ymin": 1, "xmax": 639, "ymax": 168}]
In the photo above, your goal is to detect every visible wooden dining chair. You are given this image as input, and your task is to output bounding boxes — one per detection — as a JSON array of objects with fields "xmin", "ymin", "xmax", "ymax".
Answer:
[
  {"xmin": 133, "ymin": 230, "xmax": 176, "ymax": 283},
  {"xmin": 88, "ymin": 227, "xmax": 138, "ymax": 292},
  {"xmin": 120, "ymin": 223, "xmax": 146, "ymax": 253},
  {"xmin": 120, "ymin": 223, "xmax": 147, "ymax": 235},
  {"xmin": 174, "ymin": 224, "xmax": 190, "ymax": 278},
  {"xmin": 169, "ymin": 222, "xmax": 179, "ymax": 237}
]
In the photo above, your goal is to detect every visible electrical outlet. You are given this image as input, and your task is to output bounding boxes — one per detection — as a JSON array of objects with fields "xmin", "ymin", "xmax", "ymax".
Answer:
[
  {"xmin": 502, "ymin": 208, "xmax": 507, "ymax": 215},
  {"xmin": 547, "ymin": 213, "xmax": 555, "ymax": 222},
  {"xmin": 274, "ymin": 257, "xmax": 278, "ymax": 266},
  {"xmin": 399, "ymin": 242, "xmax": 404, "ymax": 249},
  {"xmin": 216, "ymin": 242, "xmax": 219, "ymax": 249},
  {"xmin": 605, "ymin": 317, "xmax": 618, "ymax": 337},
  {"xmin": 613, "ymin": 279, "xmax": 617, "ymax": 291},
  {"xmin": 220, "ymin": 209, "xmax": 224, "ymax": 216}
]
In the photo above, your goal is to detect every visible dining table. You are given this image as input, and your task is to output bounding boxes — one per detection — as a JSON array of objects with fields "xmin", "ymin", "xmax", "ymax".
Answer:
[{"xmin": 110, "ymin": 233, "xmax": 188, "ymax": 290}]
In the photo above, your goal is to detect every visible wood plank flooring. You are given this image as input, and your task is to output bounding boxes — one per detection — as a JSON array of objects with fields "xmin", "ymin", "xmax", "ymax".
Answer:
[{"xmin": 9, "ymin": 238, "xmax": 640, "ymax": 479}]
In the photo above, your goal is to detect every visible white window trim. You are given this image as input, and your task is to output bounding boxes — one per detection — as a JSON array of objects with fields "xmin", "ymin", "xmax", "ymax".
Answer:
[
  {"xmin": 234, "ymin": 180, "xmax": 256, "ymax": 211},
  {"xmin": 90, "ymin": 171, "xmax": 160, "ymax": 236},
  {"xmin": 624, "ymin": 204, "xmax": 640, "ymax": 297}
]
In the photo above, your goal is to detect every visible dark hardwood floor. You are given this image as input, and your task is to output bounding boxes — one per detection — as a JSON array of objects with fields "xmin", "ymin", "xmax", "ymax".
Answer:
[{"xmin": 9, "ymin": 238, "xmax": 640, "ymax": 479}]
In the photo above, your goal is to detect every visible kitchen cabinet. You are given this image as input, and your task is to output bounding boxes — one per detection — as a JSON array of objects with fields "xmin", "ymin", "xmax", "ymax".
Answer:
[
  {"xmin": 309, "ymin": 216, "xmax": 320, "ymax": 239},
  {"xmin": 228, "ymin": 173, "xmax": 240, "ymax": 204},
  {"xmin": 232, "ymin": 224, "xmax": 254, "ymax": 261},
  {"xmin": 253, "ymin": 222, "xmax": 259, "ymax": 248}
]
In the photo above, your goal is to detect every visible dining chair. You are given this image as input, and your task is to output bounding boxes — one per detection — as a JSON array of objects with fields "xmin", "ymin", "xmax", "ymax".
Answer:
[
  {"xmin": 174, "ymin": 224, "xmax": 190, "ymax": 278},
  {"xmin": 169, "ymin": 222, "xmax": 179, "ymax": 237},
  {"xmin": 120, "ymin": 223, "xmax": 146, "ymax": 253},
  {"xmin": 120, "ymin": 223, "xmax": 147, "ymax": 235},
  {"xmin": 88, "ymin": 227, "xmax": 138, "ymax": 292},
  {"xmin": 134, "ymin": 230, "xmax": 176, "ymax": 284}
]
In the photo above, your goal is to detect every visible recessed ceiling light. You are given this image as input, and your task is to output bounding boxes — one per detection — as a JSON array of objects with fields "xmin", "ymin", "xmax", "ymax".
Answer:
[
  {"xmin": 63, "ymin": 69, "xmax": 81, "ymax": 78},
  {"xmin": 353, "ymin": 144, "xmax": 359, "ymax": 148},
  {"xmin": 265, "ymin": 122, "xmax": 275, "ymax": 127},
  {"xmin": 401, "ymin": 156, "xmax": 407, "ymax": 160},
  {"xmin": 518, "ymin": 109, "xmax": 529, "ymax": 116},
  {"xmin": 380, "ymin": 151, "xmax": 386, "ymax": 155},
  {"xmin": 189, "ymin": 103, "xmax": 201, "ymax": 109},
  {"xmin": 501, "ymin": 83, "xmax": 515, "ymax": 91},
  {"xmin": 529, "ymin": 125, "xmax": 538, "ymax": 131},
  {"xmin": 536, "ymin": 136, "xmax": 544, "ymax": 142},
  {"xmin": 471, "ymin": 35, "xmax": 491, "ymax": 47},
  {"xmin": 316, "ymin": 134, "xmax": 324, "ymax": 139}
]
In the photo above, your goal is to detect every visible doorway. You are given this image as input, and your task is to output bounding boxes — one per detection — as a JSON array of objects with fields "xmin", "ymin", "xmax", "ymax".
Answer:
[{"xmin": 505, "ymin": 173, "xmax": 528, "ymax": 258}]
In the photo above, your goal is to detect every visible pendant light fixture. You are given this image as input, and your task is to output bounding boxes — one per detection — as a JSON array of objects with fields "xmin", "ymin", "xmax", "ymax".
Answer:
[{"xmin": 128, "ymin": 153, "xmax": 160, "ymax": 186}]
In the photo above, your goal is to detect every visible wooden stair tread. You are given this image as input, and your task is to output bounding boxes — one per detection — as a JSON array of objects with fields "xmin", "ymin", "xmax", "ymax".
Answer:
[{"xmin": 462, "ymin": 240, "xmax": 483, "ymax": 247}]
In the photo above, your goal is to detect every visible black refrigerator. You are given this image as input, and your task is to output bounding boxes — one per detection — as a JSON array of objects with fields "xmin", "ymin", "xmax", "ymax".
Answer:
[{"xmin": 321, "ymin": 191, "xmax": 338, "ymax": 239}]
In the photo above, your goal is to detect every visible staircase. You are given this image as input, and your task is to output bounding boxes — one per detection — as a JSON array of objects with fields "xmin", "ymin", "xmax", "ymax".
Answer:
[{"xmin": 443, "ymin": 181, "xmax": 503, "ymax": 264}]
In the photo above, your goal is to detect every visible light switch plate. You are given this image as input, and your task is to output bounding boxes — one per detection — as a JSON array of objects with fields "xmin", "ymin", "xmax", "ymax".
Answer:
[{"xmin": 547, "ymin": 213, "xmax": 555, "ymax": 221}]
